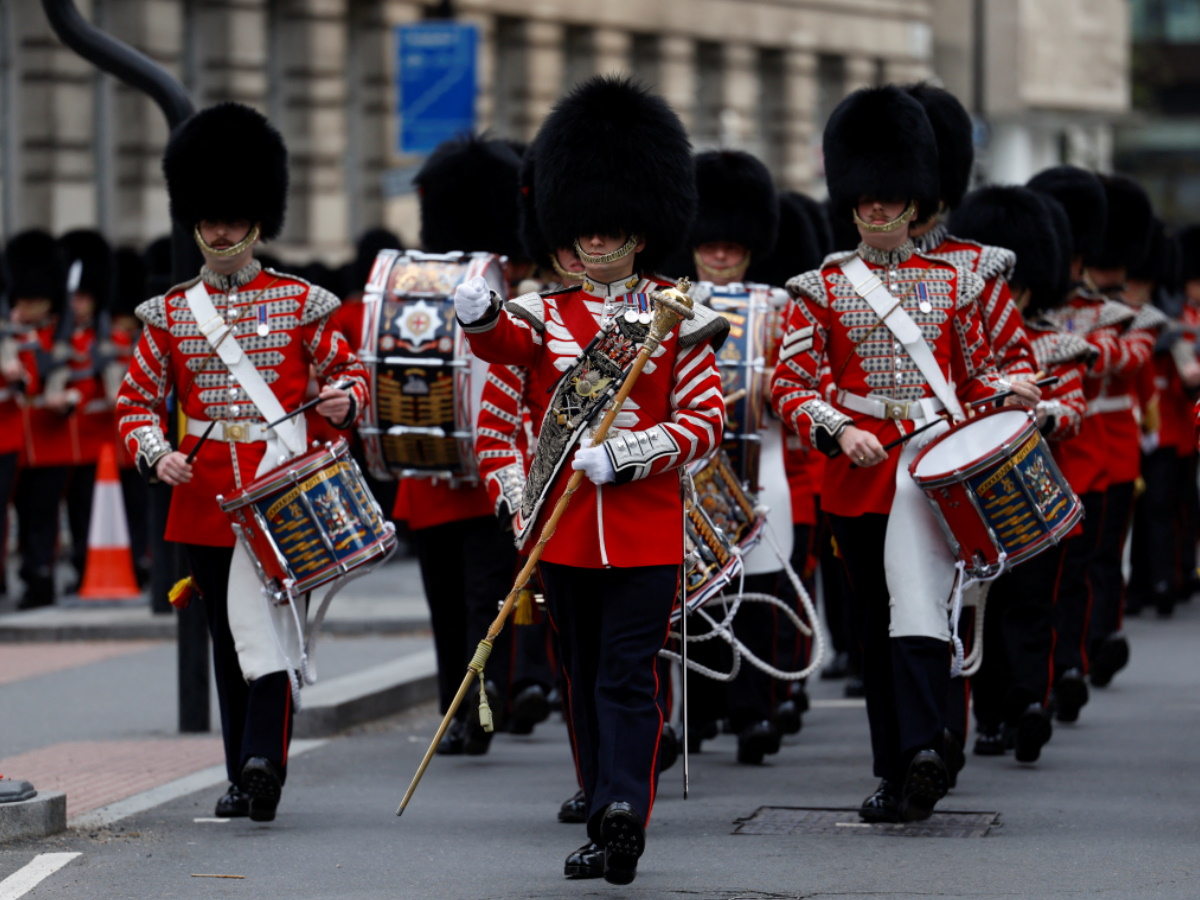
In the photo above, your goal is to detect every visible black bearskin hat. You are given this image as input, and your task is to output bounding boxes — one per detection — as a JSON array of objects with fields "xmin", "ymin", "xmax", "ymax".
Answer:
[
  {"xmin": 5, "ymin": 230, "xmax": 66, "ymax": 312},
  {"xmin": 531, "ymin": 75, "xmax": 696, "ymax": 274},
  {"xmin": 415, "ymin": 134, "xmax": 523, "ymax": 260},
  {"xmin": 351, "ymin": 227, "xmax": 403, "ymax": 293},
  {"xmin": 690, "ymin": 150, "xmax": 779, "ymax": 259},
  {"xmin": 1026, "ymin": 166, "xmax": 1106, "ymax": 266},
  {"xmin": 163, "ymin": 102, "xmax": 289, "ymax": 240},
  {"xmin": 113, "ymin": 247, "xmax": 147, "ymax": 319},
  {"xmin": 794, "ymin": 193, "xmax": 833, "ymax": 260},
  {"xmin": 516, "ymin": 148, "xmax": 550, "ymax": 266},
  {"xmin": 142, "ymin": 236, "xmax": 174, "ymax": 298},
  {"xmin": 904, "ymin": 83, "xmax": 974, "ymax": 212},
  {"xmin": 823, "ymin": 85, "xmax": 941, "ymax": 228},
  {"xmin": 746, "ymin": 192, "xmax": 823, "ymax": 288},
  {"xmin": 1093, "ymin": 174, "xmax": 1154, "ymax": 271},
  {"xmin": 59, "ymin": 229, "xmax": 115, "ymax": 313},
  {"xmin": 1178, "ymin": 224, "xmax": 1200, "ymax": 284},
  {"xmin": 949, "ymin": 187, "xmax": 1064, "ymax": 314},
  {"xmin": 1128, "ymin": 218, "xmax": 1178, "ymax": 286}
]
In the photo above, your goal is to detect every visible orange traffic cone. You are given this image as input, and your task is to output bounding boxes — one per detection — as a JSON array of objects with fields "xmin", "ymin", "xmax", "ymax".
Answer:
[{"xmin": 78, "ymin": 443, "xmax": 142, "ymax": 601}]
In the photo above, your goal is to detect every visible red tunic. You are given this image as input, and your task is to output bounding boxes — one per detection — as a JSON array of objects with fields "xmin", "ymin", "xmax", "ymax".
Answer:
[
  {"xmin": 1156, "ymin": 305, "xmax": 1200, "ymax": 456},
  {"xmin": 0, "ymin": 328, "xmax": 39, "ymax": 457},
  {"xmin": 1091, "ymin": 301, "xmax": 1163, "ymax": 485},
  {"xmin": 782, "ymin": 433, "xmax": 821, "ymax": 527},
  {"xmin": 20, "ymin": 323, "xmax": 104, "ymax": 468},
  {"xmin": 770, "ymin": 243, "xmax": 1003, "ymax": 518},
  {"xmin": 115, "ymin": 262, "xmax": 369, "ymax": 547},
  {"xmin": 463, "ymin": 276, "xmax": 727, "ymax": 568}
]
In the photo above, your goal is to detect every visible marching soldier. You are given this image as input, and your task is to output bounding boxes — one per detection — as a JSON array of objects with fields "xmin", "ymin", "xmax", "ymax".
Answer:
[
  {"xmin": 948, "ymin": 185, "xmax": 1091, "ymax": 763},
  {"xmin": 116, "ymin": 102, "xmax": 369, "ymax": 821},
  {"xmin": 771, "ymin": 85, "xmax": 1038, "ymax": 823},
  {"xmin": 455, "ymin": 75, "xmax": 726, "ymax": 884},
  {"xmin": 1080, "ymin": 175, "xmax": 1164, "ymax": 687},
  {"xmin": 390, "ymin": 133, "xmax": 521, "ymax": 756}
]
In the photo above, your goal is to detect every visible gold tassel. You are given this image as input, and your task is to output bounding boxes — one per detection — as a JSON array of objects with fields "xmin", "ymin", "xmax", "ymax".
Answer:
[
  {"xmin": 514, "ymin": 587, "xmax": 538, "ymax": 626},
  {"xmin": 168, "ymin": 576, "xmax": 197, "ymax": 610}
]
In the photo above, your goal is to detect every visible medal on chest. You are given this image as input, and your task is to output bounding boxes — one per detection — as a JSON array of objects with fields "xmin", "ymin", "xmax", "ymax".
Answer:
[
  {"xmin": 256, "ymin": 304, "xmax": 270, "ymax": 337},
  {"xmin": 916, "ymin": 282, "xmax": 932, "ymax": 314}
]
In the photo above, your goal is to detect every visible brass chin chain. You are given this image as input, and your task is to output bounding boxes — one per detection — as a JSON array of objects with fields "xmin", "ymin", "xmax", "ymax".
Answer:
[
  {"xmin": 194, "ymin": 223, "xmax": 261, "ymax": 258},
  {"xmin": 852, "ymin": 201, "xmax": 917, "ymax": 234},
  {"xmin": 574, "ymin": 234, "xmax": 640, "ymax": 265},
  {"xmin": 549, "ymin": 253, "xmax": 585, "ymax": 283},
  {"xmin": 693, "ymin": 249, "xmax": 752, "ymax": 282}
]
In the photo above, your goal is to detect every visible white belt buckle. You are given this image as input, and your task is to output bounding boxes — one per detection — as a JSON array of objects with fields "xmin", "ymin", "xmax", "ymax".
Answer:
[{"xmin": 225, "ymin": 423, "xmax": 247, "ymax": 442}]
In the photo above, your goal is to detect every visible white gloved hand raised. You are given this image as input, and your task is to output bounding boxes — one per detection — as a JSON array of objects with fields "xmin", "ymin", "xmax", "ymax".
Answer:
[
  {"xmin": 571, "ymin": 438, "xmax": 616, "ymax": 485},
  {"xmin": 453, "ymin": 275, "xmax": 493, "ymax": 324}
]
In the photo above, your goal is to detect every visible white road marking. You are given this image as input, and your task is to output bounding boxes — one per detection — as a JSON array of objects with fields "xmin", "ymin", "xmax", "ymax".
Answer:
[
  {"xmin": 0, "ymin": 853, "xmax": 81, "ymax": 900},
  {"xmin": 70, "ymin": 739, "xmax": 327, "ymax": 829},
  {"xmin": 192, "ymin": 818, "xmax": 230, "ymax": 823},
  {"xmin": 810, "ymin": 698, "xmax": 867, "ymax": 709}
]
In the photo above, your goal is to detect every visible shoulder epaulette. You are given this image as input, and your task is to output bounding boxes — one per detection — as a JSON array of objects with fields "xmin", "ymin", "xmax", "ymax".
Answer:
[
  {"xmin": 1030, "ymin": 330, "xmax": 1096, "ymax": 369},
  {"xmin": 820, "ymin": 250, "xmax": 857, "ymax": 269},
  {"xmin": 954, "ymin": 267, "xmax": 986, "ymax": 310},
  {"xmin": 134, "ymin": 295, "xmax": 168, "ymax": 329},
  {"xmin": 678, "ymin": 303, "xmax": 731, "ymax": 351},
  {"xmin": 1131, "ymin": 303, "xmax": 1168, "ymax": 333},
  {"xmin": 506, "ymin": 292, "xmax": 546, "ymax": 333},
  {"xmin": 163, "ymin": 274, "xmax": 202, "ymax": 298},
  {"xmin": 541, "ymin": 284, "xmax": 582, "ymax": 298},
  {"xmin": 786, "ymin": 269, "xmax": 828, "ymax": 306},
  {"xmin": 975, "ymin": 243, "xmax": 1017, "ymax": 282},
  {"xmin": 1097, "ymin": 300, "xmax": 1137, "ymax": 330},
  {"xmin": 300, "ymin": 284, "xmax": 343, "ymax": 325}
]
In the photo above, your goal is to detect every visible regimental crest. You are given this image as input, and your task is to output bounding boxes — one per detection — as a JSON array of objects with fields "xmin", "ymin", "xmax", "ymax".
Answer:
[{"xmin": 396, "ymin": 299, "xmax": 442, "ymax": 348}]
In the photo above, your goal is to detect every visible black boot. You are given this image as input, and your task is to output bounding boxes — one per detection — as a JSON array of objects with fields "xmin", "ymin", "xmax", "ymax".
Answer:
[
  {"xmin": 239, "ymin": 757, "xmax": 282, "ymax": 823},
  {"xmin": 599, "ymin": 802, "xmax": 645, "ymax": 886},
  {"xmin": 1089, "ymin": 634, "xmax": 1129, "ymax": 688},
  {"xmin": 558, "ymin": 789, "xmax": 586, "ymax": 824},
  {"xmin": 1013, "ymin": 704, "xmax": 1053, "ymax": 764},
  {"xmin": 508, "ymin": 684, "xmax": 551, "ymax": 735},
  {"xmin": 859, "ymin": 779, "xmax": 901, "ymax": 823},
  {"xmin": 736, "ymin": 720, "xmax": 781, "ymax": 765},
  {"xmin": 564, "ymin": 841, "xmax": 604, "ymax": 879},
  {"xmin": 214, "ymin": 784, "xmax": 249, "ymax": 818},
  {"xmin": 900, "ymin": 750, "xmax": 949, "ymax": 822},
  {"xmin": 973, "ymin": 724, "xmax": 1007, "ymax": 756},
  {"xmin": 1054, "ymin": 669, "xmax": 1089, "ymax": 723}
]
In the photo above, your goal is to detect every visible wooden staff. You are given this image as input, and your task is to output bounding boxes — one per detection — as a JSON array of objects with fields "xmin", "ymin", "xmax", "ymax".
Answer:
[{"xmin": 396, "ymin": 278, "xmax": 696, "ymax": 816}]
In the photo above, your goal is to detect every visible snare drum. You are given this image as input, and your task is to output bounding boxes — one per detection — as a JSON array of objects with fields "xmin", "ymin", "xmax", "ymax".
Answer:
[
  {"xmin": 679, "ymin": 498, "xmax": 743, "ymax": 620},
  {"xmin": 909, "ymin": 407, "xmax": 1083, "ymax": 576},
  {"xmin": 689, "ymin": 449, "xmax": 765, "ymax": 552},
  {"xmin": 707, "ymin": 284, "xmax": 774, "ymax": 488},
  {"xmin": 357, "ymin": 249, "xmax": 505, "ymax": 481},
  {"xmin": 219, "ymin": 439, "xmax": 397, "ymax": 595}
]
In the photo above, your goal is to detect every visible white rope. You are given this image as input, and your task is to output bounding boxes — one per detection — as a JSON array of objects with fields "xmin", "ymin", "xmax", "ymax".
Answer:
[{"xmin": 947, "ymin": 553, "xmax": 1006, "ymax": 677}]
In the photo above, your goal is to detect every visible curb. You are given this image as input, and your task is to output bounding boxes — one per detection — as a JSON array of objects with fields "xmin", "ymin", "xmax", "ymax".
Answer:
[
  {"xmin": 0, "ymin": 792, "xmax": 67, "ymax": 843},
  {"xmin": 295, "ymin": 649, "xmax": 438, "ymax": 738}
]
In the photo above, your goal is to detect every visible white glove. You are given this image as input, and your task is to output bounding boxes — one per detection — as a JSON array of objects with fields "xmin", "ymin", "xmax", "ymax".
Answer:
[
  {"xmin": 571, "ymin": 439, "xmax": 616, "ymax": 485},
  {"xmin": 1140, "ymin": 430, "xmax": 1160, "ymax": 455},
  {"xmin": 454, "ymin": 275, "xmax": 493, "ymax": 324}
]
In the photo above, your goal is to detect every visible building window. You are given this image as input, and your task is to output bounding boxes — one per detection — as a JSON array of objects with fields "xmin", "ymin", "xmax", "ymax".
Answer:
[
  {"xmin": 493, "ymin": 17, "xmax": 527, "ymax": 140},
  {"xmin": 564, "ymin": 25, "xmax": 595, "ymax": 91},
  {"xmin": 815, "ymin": 54, "xmax": 846, "ymax": 133},
  {"xmin": 757, "ymin": 48, "xmax": 786, "ymax": 180},
  {"xmin": 0, "ymin": 0, "xmax": 15, "ymax": 237},
  {"xmin": 630, "ymin": 33, "xmax": 660, "ymax": 89},
  {"xmin": 694, "ymin": 40, "xmax": 723, "ymax": 148}
]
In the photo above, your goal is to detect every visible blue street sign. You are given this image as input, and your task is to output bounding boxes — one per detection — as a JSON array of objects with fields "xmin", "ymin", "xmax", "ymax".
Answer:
[{"xmin": 396, "ymin": 23, "xmax": 478, "ymax": 155}]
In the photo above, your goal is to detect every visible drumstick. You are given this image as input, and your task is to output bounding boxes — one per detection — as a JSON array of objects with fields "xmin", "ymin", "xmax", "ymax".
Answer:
[
  {"xmin": 723, "ymin": 388, "xmax": 747, "ymax": 407},
  {"xmin": 849, "ymin": 375, "xmax": 1061, "ymax": 466},
  {"xmin": 264, "ymin": 379, "xmax": 355, "ymax": 431},
  {"xmin": 184, "ymin": 420, "xmax": 217, "ymax": 465}
]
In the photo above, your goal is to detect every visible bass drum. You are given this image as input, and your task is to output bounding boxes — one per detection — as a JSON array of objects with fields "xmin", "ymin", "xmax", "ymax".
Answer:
[{"xmin": 357, "ymin": 250, "xmax": 506, "ymax": 482}]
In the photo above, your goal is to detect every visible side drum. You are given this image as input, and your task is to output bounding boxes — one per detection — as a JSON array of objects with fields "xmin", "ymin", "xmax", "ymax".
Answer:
[
  {"xmin": 219, "ymin": 439, "xmax": 397, "ymax": 596},
  {"xmin": 909, "ymin": 407, "xmax": 1083, "ymax": 577},
  {"xmin": 357, "ymin": 249, "xmax": 505, "ymax": 482}
]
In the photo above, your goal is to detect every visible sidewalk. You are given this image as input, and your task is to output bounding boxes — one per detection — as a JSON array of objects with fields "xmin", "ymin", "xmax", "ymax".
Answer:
[{"xmin": 0, "ymin": 553, "xmax": 438, "ymax": 835}]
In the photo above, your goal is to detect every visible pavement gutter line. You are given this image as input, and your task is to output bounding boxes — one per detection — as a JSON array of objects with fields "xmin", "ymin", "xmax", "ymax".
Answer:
[
  {"xmin": 0, "ymin": 853, "xmax": 81, "ymax": 900},
  {"xmin": 68, "ymin": 740, "xmax": 327, "ymax": 830}
]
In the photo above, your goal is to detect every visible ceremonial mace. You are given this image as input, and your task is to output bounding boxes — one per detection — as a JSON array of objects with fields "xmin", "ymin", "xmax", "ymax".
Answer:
[{"xmin": 397, "ymin": 277, "xmax": 696, "ymax": 816}]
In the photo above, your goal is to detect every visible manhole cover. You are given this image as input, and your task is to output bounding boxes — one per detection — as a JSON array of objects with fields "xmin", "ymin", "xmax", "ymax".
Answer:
[{"xmin": 732, "ymin": 807, "xmax": 999, "ymax": 838}]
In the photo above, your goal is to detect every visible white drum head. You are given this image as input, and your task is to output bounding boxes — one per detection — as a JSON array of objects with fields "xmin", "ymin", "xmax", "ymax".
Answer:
[{"xmin": 912, "ymin": 408, "xmax": 1031, "ymax": 479}]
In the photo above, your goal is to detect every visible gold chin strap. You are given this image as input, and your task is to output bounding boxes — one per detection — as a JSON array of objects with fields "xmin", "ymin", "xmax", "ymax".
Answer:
[
  {"xmin": 194, "ymin": 223, "xmax": 261, "ymax": 258},
  {"xmin": 693, "ymin": 249, "xmax": 752, "ymax": 282},
  {"xmin": 852, "ymin": 201, "xmax": 917, "ymax": 234},
  {"xmin": 574, "ymin": 234, "xmax": 640, "ymax": 266},
  {"xmin": 549, "ymin": 253, "xmax": 585, "ymax": 283}
]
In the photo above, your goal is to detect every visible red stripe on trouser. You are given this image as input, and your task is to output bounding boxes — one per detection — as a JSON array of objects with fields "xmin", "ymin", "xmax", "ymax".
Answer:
[
  {"xmin": 545, "ymin": 608, "xmax": 585, "ymax": 794},
  {"xmin": 644, "ymin": 567, "xmax": 679, "ymax": 829}
]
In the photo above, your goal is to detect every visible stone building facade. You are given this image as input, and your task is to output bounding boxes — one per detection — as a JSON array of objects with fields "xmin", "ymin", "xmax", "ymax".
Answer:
[{"xmin": 0, "ymin": 0, "xmax": 1129, "ymax": 263}]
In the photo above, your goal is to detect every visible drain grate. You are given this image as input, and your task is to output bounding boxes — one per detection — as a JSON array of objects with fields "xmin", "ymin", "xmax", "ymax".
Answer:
[{"xmin": 732, "ymin": 807, "xmax": 999, "ymax": 839}]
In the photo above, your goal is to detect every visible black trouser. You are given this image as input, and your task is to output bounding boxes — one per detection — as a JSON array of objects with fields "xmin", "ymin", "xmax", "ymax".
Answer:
[
  {"xmin": 828, "ymin": 513, "xmax": 947, "ymax": 783},
  {"xmin": 540, "ymin": 561, "xmax": 676, "ymax": 836},
  {"xmin": 1089, "ymin": 481, "xmax": 1135, "ymax": 647},
  {"xmin": 945, "ymin": 604, "xmax": 977, "ymax": 743},
  {"xmin": 724, "ymin": 571, "xmax": 784, "ymax": 732},
  {"xmin": 512, "ymin": 618, "xmax": 555, "ymax": 694},
  {"xmin": 412, "ymin": 515, "xmax": 516, "ymax": 715},
  {"xmin": 773, "ymin": 524, "xmax": 815, "ymax": 679},
  {"xmin": 65, "ymin": 463, "xmax": 96, "ymax": 581},
  {"xmin": 1054, "ymin": 490, "xmax": 1104, "ymax": 676},
  {"xmin": 14, "ymin": 466, "xmax": 71, "ymax": 596},
  {"xmin": 185, "ymin": 544, "xmax": 295, "ymax": 786},
  {"xmin": 1130, "ymin": 448, "xmax": 1182, "ymax": 608},
  {"xmin": 1179, "ymin": 454, "xmax": 1199, "ymax": 594},
  {"xmin": 972, "ymin": 541, "xmax": 1064, "ymax": 730},
  {"xmin": 0, "ymin": 452, "xmax": 17, "ymax": 593}
]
